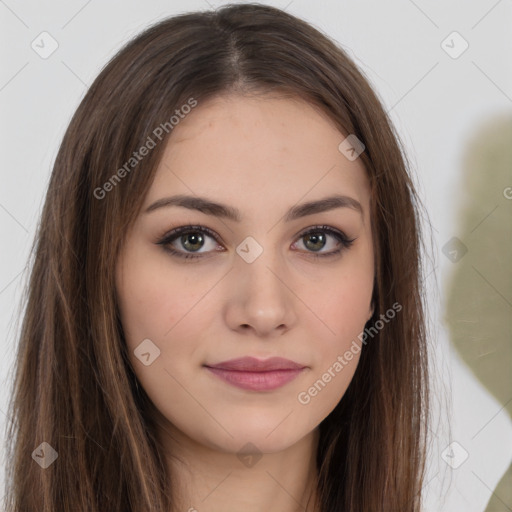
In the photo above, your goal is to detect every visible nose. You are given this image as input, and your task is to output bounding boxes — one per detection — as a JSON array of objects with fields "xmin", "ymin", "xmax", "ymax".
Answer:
[{"xmin": 223, "ymin": 245, "xmax": 298, "ymax": 338}]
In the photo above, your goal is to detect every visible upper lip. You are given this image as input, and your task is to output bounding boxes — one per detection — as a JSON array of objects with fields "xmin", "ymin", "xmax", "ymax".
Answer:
[{"xmin": 205, "ymin": 356, "xmax": 305, "ymax": 372}]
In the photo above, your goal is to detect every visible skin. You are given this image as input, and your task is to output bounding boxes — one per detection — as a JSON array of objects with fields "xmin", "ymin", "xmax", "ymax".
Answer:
[{"xmin": 115, "ymin": 93, "xmax": 375, "ymax": 512}]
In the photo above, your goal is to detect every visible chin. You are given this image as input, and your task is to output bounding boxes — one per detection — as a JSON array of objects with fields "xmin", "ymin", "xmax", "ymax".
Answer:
[{"xmin": 199, "ymin": 417, "xmax": 314, "ymax": 456}]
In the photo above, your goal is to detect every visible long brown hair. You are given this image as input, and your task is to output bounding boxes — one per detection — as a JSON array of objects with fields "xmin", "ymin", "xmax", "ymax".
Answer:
[{"xmin": 4, "ymin": 3, "xmax": 429, "ymax": 511}]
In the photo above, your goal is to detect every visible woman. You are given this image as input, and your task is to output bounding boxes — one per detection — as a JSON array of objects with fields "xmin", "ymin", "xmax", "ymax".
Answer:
[{"xmin": 5, "ymin": 3, "xmax": 430, "ymax": 511}]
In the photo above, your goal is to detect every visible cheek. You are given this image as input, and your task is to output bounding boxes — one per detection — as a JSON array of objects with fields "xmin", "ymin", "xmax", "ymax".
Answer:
[
  {"xmin": 299, "ymin": 263, "xmax": 373, "ymax": 407},
  {"xmin": 316, "ymin": 260, "xmax": 373, "ymax": 343},
  {"xmin": 326, "ymin": 281, "xmax": 372, "ymax": 340},
  {"xmin": 116, "ymin": 246, "xmax": 213, "ymax": 352},
  {"xmin": 115, "ymin": 252, "xmax": 215, "ymax": 432}
]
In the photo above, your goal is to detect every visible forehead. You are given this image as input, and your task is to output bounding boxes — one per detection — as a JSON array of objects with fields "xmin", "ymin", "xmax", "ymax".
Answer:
[{"xmin": 145, "ymin": 94, "xmax": 370, "ymax": 220}]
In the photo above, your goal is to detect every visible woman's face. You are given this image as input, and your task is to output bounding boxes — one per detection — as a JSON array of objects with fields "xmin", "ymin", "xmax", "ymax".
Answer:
[{"xmin": 115, "ymin": 93, "xmax": 374, "ymax": 455}]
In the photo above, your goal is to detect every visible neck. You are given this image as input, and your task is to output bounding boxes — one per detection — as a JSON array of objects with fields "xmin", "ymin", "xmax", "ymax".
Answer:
[{"xmin": 155, "ymin": 418, "xmax": 321, "ymax": 512}]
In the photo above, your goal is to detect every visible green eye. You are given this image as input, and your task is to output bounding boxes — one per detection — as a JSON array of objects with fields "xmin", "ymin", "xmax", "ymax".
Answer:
[{"xmin": 294, "ymin": 226, "xmax": 355, "ymax": 258}]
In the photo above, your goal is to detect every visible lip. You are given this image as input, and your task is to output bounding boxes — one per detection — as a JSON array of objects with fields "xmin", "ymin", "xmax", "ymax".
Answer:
[
  {"xmin": 206, "ymin": 356, "xmax": 305, "ymax": 372},
  {"xmin": 204, "ymin": 357, "xmax": 306, "ymax": 391}
]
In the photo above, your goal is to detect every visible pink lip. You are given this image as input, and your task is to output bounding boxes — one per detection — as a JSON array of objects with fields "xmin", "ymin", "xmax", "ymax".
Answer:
[{"xmin": 204, "ymin": 357, "xmax": 306, "ymax": 391}]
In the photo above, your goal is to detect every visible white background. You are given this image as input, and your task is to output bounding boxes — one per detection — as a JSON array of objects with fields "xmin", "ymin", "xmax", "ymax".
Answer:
[{"xmin": 1, "ymin": 1, "xmax": 511, "ymax": 510}]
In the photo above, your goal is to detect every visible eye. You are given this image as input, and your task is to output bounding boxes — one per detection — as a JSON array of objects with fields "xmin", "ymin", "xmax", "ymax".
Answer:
[
  {"xmin": 156, "ymin": 224, "xmax": 355, "ymax": 260},
  {"xmin": 156, "ymin": 225, "xmax": 223, "ymax": 260},
  {"xmin": 292, "ymin": 225, "xmax": 356, "ymax": 258}
]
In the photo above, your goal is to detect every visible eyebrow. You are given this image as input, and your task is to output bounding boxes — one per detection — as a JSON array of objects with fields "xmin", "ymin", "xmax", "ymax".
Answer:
[{"xmin": 144, "ymin": 193, "xmax": 363, "ymax": 221}]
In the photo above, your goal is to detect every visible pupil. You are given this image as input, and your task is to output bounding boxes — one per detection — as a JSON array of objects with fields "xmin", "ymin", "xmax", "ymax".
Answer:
[
  {"xmin": 305, "ymin": 233, "xmax": 325, "ymax": 251},
  {"xmin": 182, "ymin": 233, "xmax": 203, "ymax": 251}
]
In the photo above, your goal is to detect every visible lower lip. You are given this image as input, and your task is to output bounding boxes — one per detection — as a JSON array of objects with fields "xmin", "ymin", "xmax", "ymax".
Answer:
[{"xmin": 205, "ymin": 367, "xmax": 304, "ymax": 391}]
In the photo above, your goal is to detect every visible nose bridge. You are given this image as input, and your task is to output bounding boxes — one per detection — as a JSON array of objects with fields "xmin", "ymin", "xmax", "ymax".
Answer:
[
  {"xmin": 226, "ymin": 233, "xmax": 296, "ymax": 335},
  {"xmin": 236, "ymin": 233, "xmax": 286, "ymax": 300}
]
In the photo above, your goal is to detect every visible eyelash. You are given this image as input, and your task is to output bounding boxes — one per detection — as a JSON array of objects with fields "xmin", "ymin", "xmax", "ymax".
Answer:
[{"xmin": 156, "ymin": 224, "xmax": 356, "ymax": 260}]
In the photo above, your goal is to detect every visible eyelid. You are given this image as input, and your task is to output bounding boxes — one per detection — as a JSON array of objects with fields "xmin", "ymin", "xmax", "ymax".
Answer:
[{"xmin": 156, "ymin": 224, "xmax": 221, "ymax": 244}]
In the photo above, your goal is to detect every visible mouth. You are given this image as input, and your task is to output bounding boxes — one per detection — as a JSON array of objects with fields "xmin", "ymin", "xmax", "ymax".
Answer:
[{"xmin": 203, "ymin": 356, "xmax": 307, "ymax": 391}]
